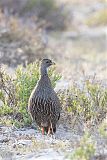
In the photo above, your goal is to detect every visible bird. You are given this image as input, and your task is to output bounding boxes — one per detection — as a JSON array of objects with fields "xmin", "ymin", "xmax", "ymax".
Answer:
[{"xmin": 28, "ymin": 59, "xmax": 61, "ymax": 135}]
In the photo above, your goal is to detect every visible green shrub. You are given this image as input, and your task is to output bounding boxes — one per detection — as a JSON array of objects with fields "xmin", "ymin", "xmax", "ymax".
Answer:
[
  {"xmin": 0, "ymin": 62, "xmax": 61, "ymax": 127},
  {"xmin": 70, "ymin": 132, "xmax": 95, "ymax": 160},
  {"xmin": 0, "ymin": 103, "xmax": 13, "ymax": 115},
  {"xmin": 59, "ymin": 80, "xmax": 107, "ymax": 126},
  {"xmin": 0, "ymin": 63, "xmax": 107, "ymax": 128}
]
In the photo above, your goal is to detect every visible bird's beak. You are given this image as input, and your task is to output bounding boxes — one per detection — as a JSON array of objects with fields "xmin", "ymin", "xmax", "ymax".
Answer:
[{"xmin": 51, "ymin": 61, "xmax": 55, "ymax": 65}]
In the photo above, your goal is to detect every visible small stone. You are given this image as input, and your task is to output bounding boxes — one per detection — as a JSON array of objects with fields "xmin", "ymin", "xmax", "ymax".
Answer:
[
  {"xmin": 16, "ymin": 139, "xmax": 32, "ymax": 146},
  {"xmin": 0, "ymin": 136, "xmax": 9, "ymax": 143},
  {"xmin": 13, "ymin": 144, "xmax": 16, "ymax": 148}
]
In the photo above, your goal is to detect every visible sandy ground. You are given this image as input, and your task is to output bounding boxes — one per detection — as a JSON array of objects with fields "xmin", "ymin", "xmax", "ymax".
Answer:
[{"xmin": 0, "ymin": 125, "xmax": 81, "ymax": 160}]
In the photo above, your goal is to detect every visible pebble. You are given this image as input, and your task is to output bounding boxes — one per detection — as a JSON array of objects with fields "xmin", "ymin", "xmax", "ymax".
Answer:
[{"xmin": 0, "ymin": 136, "xmax": 9, "ymax": 143}]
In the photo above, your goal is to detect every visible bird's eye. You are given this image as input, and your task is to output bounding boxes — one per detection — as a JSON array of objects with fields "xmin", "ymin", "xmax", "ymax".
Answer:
[{"xmin": 46, "ymin": 61, "xmax": 49, "ymax": 63}]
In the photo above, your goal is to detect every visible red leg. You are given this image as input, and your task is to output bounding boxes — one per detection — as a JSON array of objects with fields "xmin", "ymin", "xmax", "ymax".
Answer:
[{"xmin": 41, "ymin": 127, "xmax": 45, "ymax": 135}]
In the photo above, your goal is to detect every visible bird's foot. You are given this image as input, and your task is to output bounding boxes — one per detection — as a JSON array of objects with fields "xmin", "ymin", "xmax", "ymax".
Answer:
[
  {"xmin": 47, "ymin": 127, "xmax": 56, "ymax": 139},
  {"xmin": 47, "ymin": 133, "xmax": 56, "ymax": 139}
]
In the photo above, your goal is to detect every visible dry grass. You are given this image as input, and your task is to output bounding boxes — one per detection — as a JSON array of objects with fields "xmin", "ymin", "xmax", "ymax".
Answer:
[{"xmin": 86, "ymin": 9, "xmax": 107, "ymax": 27}]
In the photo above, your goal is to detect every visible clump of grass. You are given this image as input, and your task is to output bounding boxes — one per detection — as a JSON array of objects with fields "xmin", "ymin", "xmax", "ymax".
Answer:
[
  {"xmin": 0, "ymin": 117, "xmax": 14, "ymax": 126},
  {"xmin": 86, "ymin": 9, "xmax": 107, "ymax": 27},
  {"xmin": 0, "ymin": 62, "xmax": 61, "ymax": 127},
  {"xmin": 70, "ymin": 132, "xmax": 95, "ymax": 160}
]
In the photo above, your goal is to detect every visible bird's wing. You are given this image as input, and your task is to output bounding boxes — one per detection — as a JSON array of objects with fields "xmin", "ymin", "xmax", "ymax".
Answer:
[
  {"xmin": 28, "ymin": 95, "xmax": 60, "ymax": 123},
  {"xmin": 28, "ymin": 96, "xmax": 51, "ymax": 123}
]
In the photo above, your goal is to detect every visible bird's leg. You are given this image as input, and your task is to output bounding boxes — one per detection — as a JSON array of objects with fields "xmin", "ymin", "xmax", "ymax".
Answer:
[
  {"xmin": 48, "ymin": 125, "xmax": 53, "ymax": 135},
  {"xmin": 48, "ymin": 126, "xmax": 51, "ymax": 135},
  {"xmin": 50, "ymin": 122, "xmax": 54, "ymax": 135},
  {"xmin": 47, "ymin": 127, "xmax": 56, "ymax": 139},
  {"xmin": 41, "ymin": 127, "xmax": 45, "ymax": 135}
]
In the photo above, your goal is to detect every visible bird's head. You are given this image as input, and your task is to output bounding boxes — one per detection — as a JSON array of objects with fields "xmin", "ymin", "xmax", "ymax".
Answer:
[{"xmin": 41, "ymin": 59, "xmax": 55, "ymax": 69}]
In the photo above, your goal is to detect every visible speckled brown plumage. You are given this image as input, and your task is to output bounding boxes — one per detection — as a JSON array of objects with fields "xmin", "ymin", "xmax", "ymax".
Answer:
[{"xmin": 28, "ymin": 59, "xmax": 61, "ymax": 134}]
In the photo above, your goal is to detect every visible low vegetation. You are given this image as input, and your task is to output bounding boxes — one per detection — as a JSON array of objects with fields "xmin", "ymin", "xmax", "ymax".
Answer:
[
  {"xmin": 0, "ymin": 0, "xmax": 106, "ymax": 159},
  {"xmin": 86, "ymin": 9, "xmax": 107, "ymax": 27},
  {"xmin": 70, "ymin": 132, "xmax": 95, "ymax": 160},
  {"xmin": 0, "ymin": 62, "xmax": 61, "ymax": 127},
  {"xmin": 0, "ymin": 62, "xmax": 107, "ymax": 130},
  {"xmin": 58, "ymin": 80, "xmax": 107, "ymax": 130},
  {"xmin": 0, "ymin": 10, "xmax": 47, "ymax": 67},
  {"xmin": 0, "ymin": 0, "xmax": 68, "ymax": 30}
]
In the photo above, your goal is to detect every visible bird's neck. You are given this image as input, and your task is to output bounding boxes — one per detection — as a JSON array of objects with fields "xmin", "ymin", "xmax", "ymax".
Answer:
[
  {"xmin": 40, "ymin": 66, "xmax": 48, "ymax": 77},
  {"xmin": 40, "ymin": 67, "xmax": 52, "ymax": 87}
]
